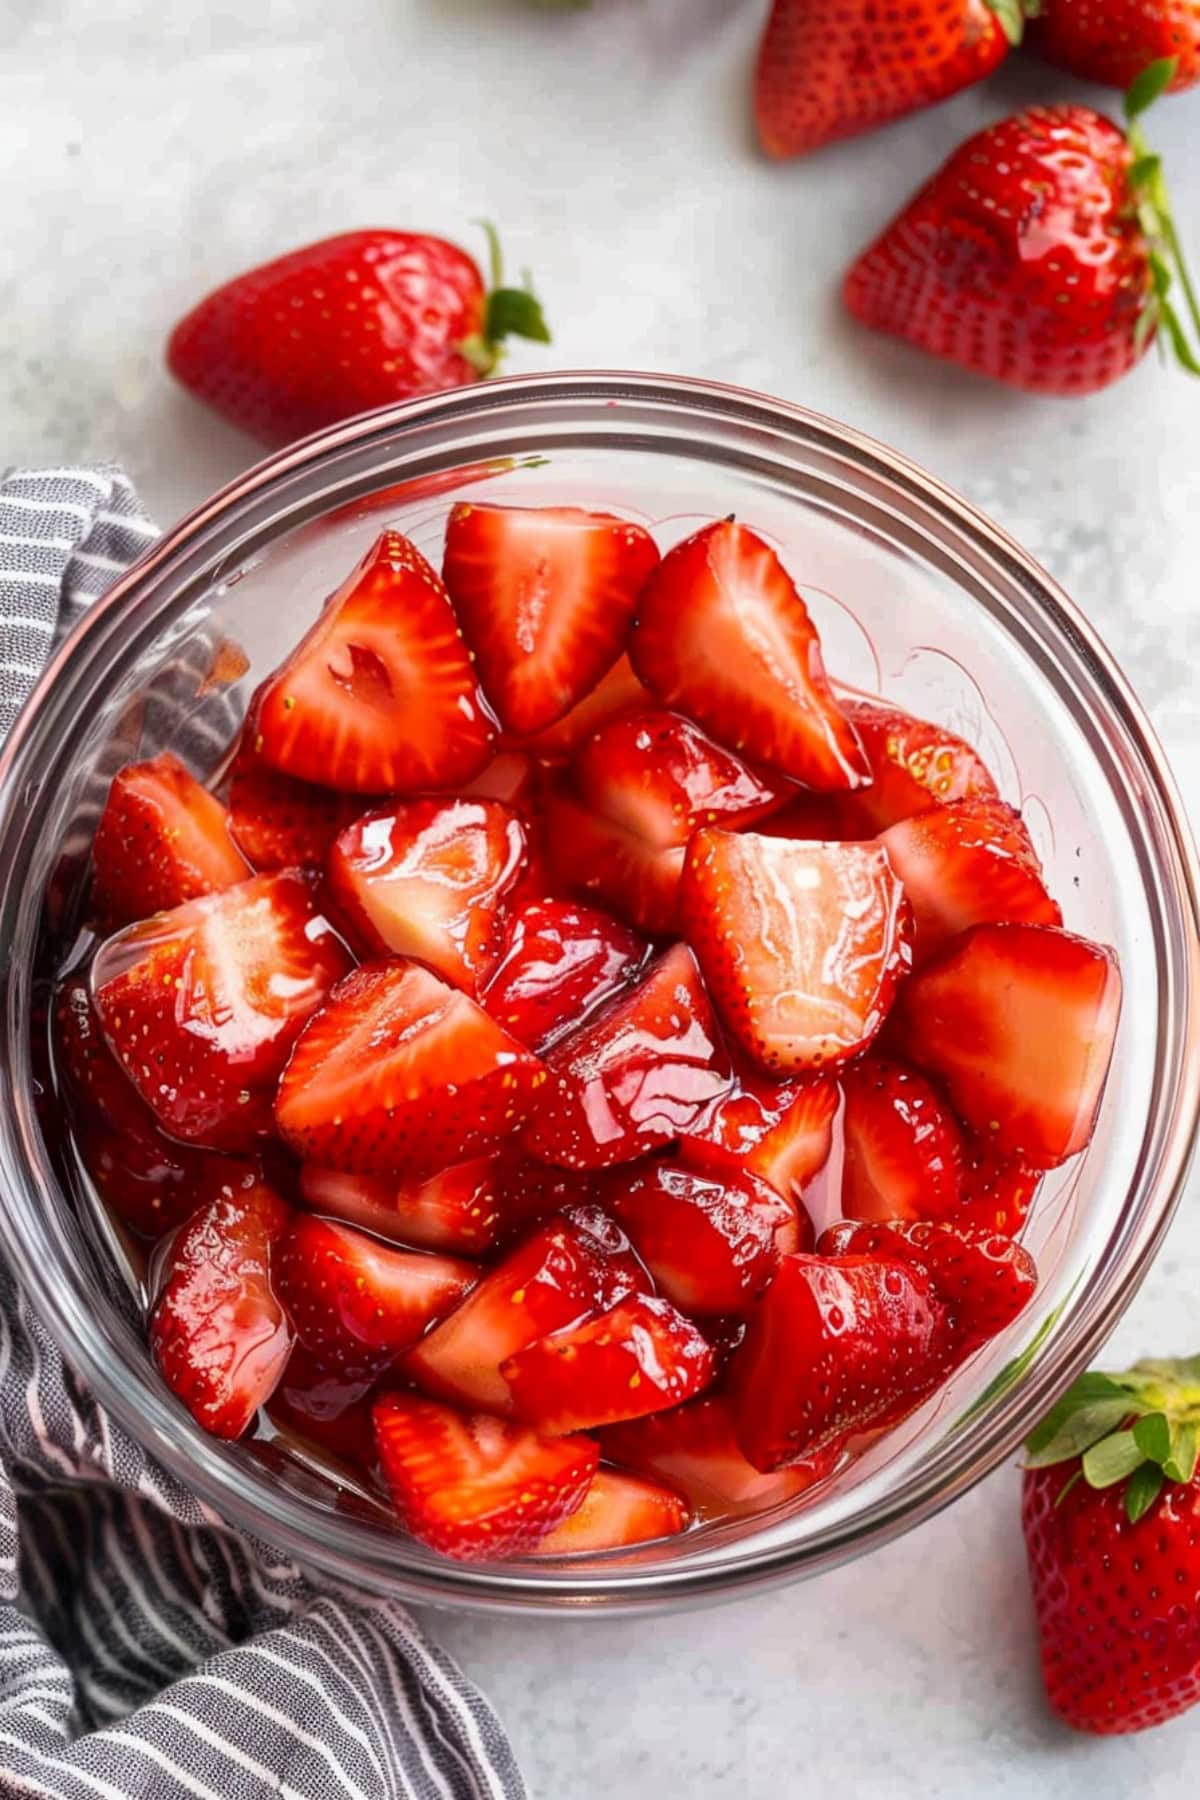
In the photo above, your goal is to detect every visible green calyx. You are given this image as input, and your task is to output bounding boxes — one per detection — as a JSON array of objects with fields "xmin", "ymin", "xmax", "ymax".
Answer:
[
  {"xmin": 458, "ymin": 222, "xmax": 552, "ymax": 378},
  {"xmin": 1122, "ymin": 58, "xmax": 1200, "ymax": 376},
  {"xmin": 1026, "ymin": 1356, "xmax": 1200, "ymax": 1524},
  {"xmin": 986, "ymin": 0, "xmax": 1040, "ymax": 51}
]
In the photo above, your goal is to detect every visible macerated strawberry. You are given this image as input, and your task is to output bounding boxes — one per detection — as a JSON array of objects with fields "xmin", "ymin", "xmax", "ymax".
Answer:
[
  {"xmin": 729, "ymin": 1253, "xmax": 950, "ymax": 1469},
  {"xmin": 681, "ymin": 1064, "xmax": 837, "ymax": 1201},
  {"xmin": 228, "ymin": 714, "xmax": 366, "ymax": 870},
  {"xmin": 522, "ymin": 943, "xmax": 732, "ymax": 1170},
  {"xmin": 481, "ymin": 897, "xmax": 647, "ymax": 1054},
  {"xmin": 840, "ymin": 1056, "xmax": 964, "ymax": 1223},
  {"xmin": 532, "ymin": 1468, "xmax": 690, "ymax": 1553},
  {"xmin": 302, "ymin": 1155, "xmax": 591, "ymax": 1257},
  {"xmin": 275, "ymin": 960, "xmax": 545, "ymax": 1179},
  {"xmin": 630, "ymin": 521, "xmax": 868, "ymax": 789},
  {"xmin": 150, "ymin": 1178, "xmax": 294, "ymax": 1439},
  {"xmin": 517, "ymin": 654, "xmax": 651, "ymax": 758},
  {"xmin": 842, "ymin": 699, "xmax": 999, "ymax": 833},
  {"xmin": 502, "ymin": 1293, "xmax": 716, "ymax": 1434},
  {"xmin": 255, "ymin": 530, "xmax": 494, "ymax": 793},
  {"xmin": 682, "ymin": 830, "xmax": 910, "ymax": 1074},
  {"xmin": 605, "ymin": 1160, "xmax": 788, "ymax": 1314},
  {"xmin": 442, "ymin": 503, "xmax": 660, "ymax": 737},
  {"xmin": 93, "ymin": 872, "xmax": 351, "ymax": 1150},
  {"xmin": 266, "ymin": 1341, "xmax": 378, "ymax": 1471},
  {"xmin": 372, "ymin": 1392, "xmax": 598, "ymax": 1562},
  {"xmin": 91, "ymin": 752, "xmax": 249, "ymax": 924},
  {"xmin": 819, "ymin": 1218, "xmax": 1038, "ymax": 1344},
  {"xmin": 959, "ymin": 1150, "xmax": 1042, "ymax": 1235},
  {"xmin": 540, "ymin": 776, "xmax": 685, "ymax": 935},
  {"xmin": 899, "ymin": 922, "xmax": 1122, "ymax": 1168},
  {"xmin": 460, "ymin": 748, "xmax": 539, "ymax": 815},
  {"xmin": 327, "ymin": 798, "xmax": 527, "ymax": 990}
]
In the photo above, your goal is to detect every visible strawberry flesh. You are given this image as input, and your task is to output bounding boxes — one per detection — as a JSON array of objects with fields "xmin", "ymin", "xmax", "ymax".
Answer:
[
  {"xmin": 541, "ymin": 776, "xmax": 685, "ymax": 935},
  {"xmin": 681, "ymin": 1063, "xmax": 837, "ymax": 1201},
  {"xmin": 840, "ymin": 1055, "xmax": 964, "ymax": 1224},
  {"xmin": 481, "ymin": 896, "xmax": 647, "ymax": 1054},
  {"xmin": 531, "ymin": 1468, "xmax": 690, "ymax": 1553},
  {"xmin": 843, "ymin": 698, "xmax": 999, "ymax": 833},
  {"xmin": 819, "ymin": 1218, "xmax": 1038, "ymax": 1346},
  {"xmin": 517, "ymin": 653, "xmax": 651, "ymax": 758},
  {"xmin": 605, "ymin": 1159, "xmax": 789, "ymax": 1314},
  {"xmin": 228, "ymin": 711, "xmax": 366, "ymax": 870},
  {"xmin": 91, "ymin": 752, "xmax": 248, "ymax": 924}
]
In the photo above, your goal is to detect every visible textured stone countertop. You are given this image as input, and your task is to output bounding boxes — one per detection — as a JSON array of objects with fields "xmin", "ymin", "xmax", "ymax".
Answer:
[{"xmin": 4, "ymin": 1, "xmax": 1200, "ymax": 1794}]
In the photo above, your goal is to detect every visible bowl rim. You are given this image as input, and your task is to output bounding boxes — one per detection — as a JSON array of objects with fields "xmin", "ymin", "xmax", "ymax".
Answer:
[{"xmin": 2, "ymin": 367, "xmax": 1199, "ymax": 1614}]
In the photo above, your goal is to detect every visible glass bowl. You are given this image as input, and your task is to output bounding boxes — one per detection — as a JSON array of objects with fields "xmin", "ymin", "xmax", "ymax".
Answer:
[{"xmin": 0, "ymin": 370, "xmax": 1197, "ymax": 1616}]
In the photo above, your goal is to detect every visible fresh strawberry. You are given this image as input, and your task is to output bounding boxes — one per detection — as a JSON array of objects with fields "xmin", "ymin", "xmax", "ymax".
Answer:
[
  {"xmin": 899, "ymin": 922, "xmax": 1122, "ymax": 1168},
  {"xmin": 844, "ymin": 79, "xmax": 1200, "ymax": 396},
  {"xmin": 91, "ymin": 753, "xmax": 248, "ymax": 924},
  {"xmin": 502, "ymin": 1293, "xmax": 716, "ymax": 1435},
  {"xmin": 149, "ymin": 1177, "xmax": 294, "ymax": 1438},
  {"xmin": 819, "ymin": 1219, "xmax": 1037, "ymax": 1343},
  {"xmin": 630, "ymin": 521, "xmax": 868, "ymax": 789},
  {"xmin": 93, "ymin": 872, "xmax": 350, "ymax": 1150},
  {"xmin": 266, "ymin": 1341, "xmax": 378, "ymax": 1471},
  {"xmin": 228, "ymin": 716, "xmax": 365, "ymax": 870},
  {"xmin": 442, "ymin": 504, "xmax": 659, "ymax": 736},
  {"xmin": 372, "ymin": 1392, "xmax": 597, "ymax": 1562},
  {"xmin": 300, "ymin": 1155, "xmax": 587, "ymax": 1257},
  {"xmin": 841, "ymin": 698, "xmax": 998, "ymax": 834},
  {"xmin": 327, "ymin": 798, "xmax": 527, "ymax": 989},
  {"xmin": 681, "ymin": 830, "xmax": 910, "ymax": 1074},
  {"xmin": 840, "ymin": 1055, "xmax": 964, "ymax": 1224},
  {"xmin": 1023, "ymin": 1354, "xmax": 1200, "ymax": 1733},
  {"xmin": 532, "ymin": 1468, "xmax": 690, "ymax": 1553},
  {"xmin": 521, "ymin": 942, "xmax": 732, "ymax": 1170},
  {"xmin": 681, "ymin": 1065, "xmax": 837, "ymax": 1201},
  {"xmin": 880, "ymin": 796, "xmax": 1061, "ymax": 961},
  {"xmin": 517, "ymin": 653, "xmax": 651, "ymax": 758},
  {"xmin": 541, "ymin": 776, "xmax": 685, "ymax": 935},
  {"xmin": 605, "ymin": 1160, "xmax": 789, "ymax": 1314},
  {"xmin": 959, "ymin": 1150, "xmax": 1042, "ymax": 1235},
  {"xmin": 274, "ymin": 1214, "xmax": 476, "ymax": 1378},
  {"xmin": 274, "ymin": 960, "xmax": 546, "ymax": 1179},
  {"xmin": 167, "ymin": 226, "xmax": 550, "ymax": 445},
  {"xmin": 255, "ymin": 530, "xmax": 494, "ymax": 794},
  {"xmin": 481, "ymin": 897, "xmax": 647, "ymax": 1054},
  {"xmin": 729, "ymin": 1253, "xmax": 950, "ymax": 1469},
  {"xmin": 1032, "ymin": 7, "xmax": 1200, "ymax": 92},
  {"xmin": 460, "ymin": 749, "xmax": 539, "ymax": 815}
]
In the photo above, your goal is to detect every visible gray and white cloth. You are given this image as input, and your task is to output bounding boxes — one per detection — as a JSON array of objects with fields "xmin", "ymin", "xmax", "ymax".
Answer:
[{"xmin": 0, "ymin": 466, "xmax": 525, "ymax": 1800}]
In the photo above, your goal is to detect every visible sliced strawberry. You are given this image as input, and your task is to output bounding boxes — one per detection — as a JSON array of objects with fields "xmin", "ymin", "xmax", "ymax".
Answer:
[
  {"xmin": 605, "ymin": 1160, "xmax": 788, "ymax": 1314},
  {"xmin": 274, "ymin": 960, "xmax": 545, "ymax": 1178},
  {"xmin": 517, "ymin": 653, "xmax": 651, "ymax": 758},
  {"xmin": 959, "ymin": 1151, "xmax": 1043, "ymax": 1235},
  {"xmin": 256, "ymin": 529, "xmax": 494, "ymax": 793},
  {"xmin": 840, "ymin": 1055, "xmax": 964, "ymax": 1224},
  {"xmin": 681, "ymin": 1063, "xmax": 837, "ymax": 1201},
  {"xmin": 532, "ymin": 1468, "xmax": 690, "ymax": 1553},
  {"xmin": 274, "ymin": 1214, "xmax": 476, "ymax": 1379},
  {"xmin": 481, "ymin": 897, "xmax": 647, "ymax": 1054},
  {"xmin": 93, "ymin": 872, "xmax": 351, "ymax": 1150},
  {"xmin": 372, "ymin": 1392, "xmax": 598, "ymax": 1561},
  {"xmin": 522, "ymin": 942, "xmax": 732, "ymax": 1170},
  {"xmin": 300, "ymin": 1155, "xmax": 591, "ymax": 1257},
  {"xmin": 91, "ymin": 752, "xmax": 248, "ymax": 924},
  {"xmin": 682, "ymin": 830, "xmax": 911, "ymax": 1075},
  {"xmin": 756, "ymin": 790, "xmax": 865, "ymax": 843},
  {"xmin": 149, "ymin": 1178, "xmax": 293, "ymax": 1439},
  {"xmin": 629, "ymin": 520, "xmax": 868, "ymax": 788},
  {"xmin": 729, "ymin": 1253, "xmax": 950, "ymax": 1469},
  {"xmin": 266, "ymin": 1341, "xmax": 378, "ymax": 1471},
  {"xmin": 899, "ymin": 922, "xmax": 1122, "ymax": 1168},
  {"xmin": 459, "ymin": 748, "xmax": 538, "ymax": 815},
  {"xmin": 442, "ymin": 503, "xmax": 660, "ymax": 737},
  {"xmin": 842, "ymin": 698, "xmax": 999, "ymax": 833},
  {"xmin": 558, "ymin": 1202, "xmax": 649, "ymax": 1307},
  {"xmin": 327, "ymin": 799, "xmax": 527, "ymax": 990},
  {"xmin": 228, "ymin": 714, "xmax": 365, "ymax": 870},
  {"xmin": 880, "ymin": 796, "xmax": 1061, "ymax": 961},
  {"xmin": 502, "ymin": 1293, "xmax": 715, "ymax": 1435},
  {"xmin": 819, "ymin": 1219, "xmax": 1038, "ymax": 1345},
  {"xmin": 541, "ymin": 776, "xmax": 684, "ymax": 935}
]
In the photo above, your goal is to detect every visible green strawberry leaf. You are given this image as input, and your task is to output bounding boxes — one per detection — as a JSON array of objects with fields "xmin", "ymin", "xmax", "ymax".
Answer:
[
  {"xmin": 986, "ymin": 0, "xmax": 1027, "ymax": 46},
  {"xmin": 1025, "ymin": 1371, "xmax": 1134, "ymax": 1467},
  {"xmin": 459, "ymin": 223, "xmax": 553, "ymax": 375},
  {"xmin": 1165, "ymin": 1421, "xmax": 1199, "ymax": 1484},
  {"xmin": 1082, "ymin": 1429, "xmax": 1148, "ymax": 1489},
  {"xmin": 1133, "ymin": 1410, "xmax": 1172, "ymax": 1465},
  {"xmin": 1126, "ymin": 1461, "xmax": 1165, "ymax": 1523},
  {"xmin": 1124, "ymin": 57, "xmax": 1177, "ymax": 121}
]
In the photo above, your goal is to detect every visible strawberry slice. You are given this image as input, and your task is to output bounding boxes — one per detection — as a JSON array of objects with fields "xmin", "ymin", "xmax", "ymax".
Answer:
[
  {"xmin": 228, "ymin": 715, "xmax": 365, "ymax": 870},
  {"xmin": 532, "ymin": 1468, "xmax": 690, "ymax": 1553},
  {"xmin": 442, "ymin": 503, "xmax": 660, "ymax": 737},
  {"xmin": 680, "ymin": 1063, "xmax": 837, "ymax": 1201},
  {"xmin": 327, "ymin": 798, "xmax": 528, "ymax": 989},
  {"xmin": 266, "ymin": 1341, "xmax": 378, "ymax": 1471},
  {"xmin": 274, "ymin": 960, "xmax": 546, "ymax": 1178},
  {"xmin": 605, "ymin": 1159, "xmax": 789, "ymax": 1314},
  {"xmin": 959, "ymin": 1151, "xmax": 1042, "ymax": 1236},
  {"xmin": 899, "ymin": 922, "xmax": 1122, "ymax": 1168},
  {"xmin": 502, "ymin": 1293, "xmax": 716, "ymax": 1435},
  {"xmin": 682, "ymin": 830, "xmax": 911, "ymax": 1074},
  {"xmin": 481, "ymin": 897, "xmax": 647, "ymax": 1054},
  {"xmin": 300, "ymin": 1155, "xmax": 589, "ymax": 1257},
  {"xmin": 274, "ymin": 1214, "xmax": 476, "ymax": 1379},
  {"xmin": 880, "ymin": 796, "xmax": 1061, "ymax": 961},
  {"xmin": 517, "ymin": 654, "xmax": 651, "ymax": 758},
  {"xmin": 91, "ymin": 752, "xmax": 249, "ymax": 923},
  {"xmin": 93, "ymin": 872, "xmax": 351, "ymax": 1150},
  {"xmin": 372, "ymin": 1391, "xmax": 598, "ymax": 1561},
  {"xmin": 629, "ymin": 520, "xmax": 868, "ymax": 788},
  {"xmin": 819, "ymin": 1219, "xmax": 1038, "ymax": 1346},
  {"xmin": 840, "ymin": 1055, "xmax": 964, "ymax": 1224},
  {"xmin": 541, "ymin": 776, "xmax": 684, "ymax": 935},
  {"xmin": 729, "ymin": 1253, "xmax": 951, "ymax": 1469},
  {"xmin": 149, "ymin": 1177, "xmax": 294, "ymax": 1439},
  {"xmin": 842, "ymin": 698, "xmax": 998, "ymax": 833},
  {"xmin": 256, "ymin": 529, "xmax": 494, "ymax": 793},
  {"xmin": 521, "ymin": 942, "xmax": 732, "ymax": 1169}
]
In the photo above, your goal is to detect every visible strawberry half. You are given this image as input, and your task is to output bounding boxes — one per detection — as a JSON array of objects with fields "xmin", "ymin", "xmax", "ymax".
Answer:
[
  {"xmin": 842, "ymin": 699, "xmax": 999, "ymax": 833},
  {"xmin": 300, "ymin": 1155, "xmax": 588, "ymax": 1257},
  {"xmin": 541, "ymin": 776, "xmax": 685, "ymax": 935},
  {"xmin": 840, "ymin": 1055, "xmax": 964, "ymax": 1224},
  {"xmin": 372, "ymin": 1392, "xmax": 598, "ymax": 1562},
  {"xmin": 819, "ymin": 1218, "xmax": 1038, "ymax": 1346},
  {"xmin": 517, "ymin": 654, "xmax": 651, "ymax": 758},
  {"xmin": 91, "ymin": 752, "xmax": 248, "ymax": 924},
  {"xmin": 442, "ymin": 503, "xmax": 660, "ymax": 737},
  {"xmin": 605, "ymin": 1159, "xmax": 789, "ymax": 1314},
  {"xmin": 502, "ymin": 1293, "xmax": 716, "ymax": 1435},
  {"xmin": 255, "ymin": 530, "xmax": 494, "ymax": 793},
  {"xmin": 275, "ymin": 960, "xmax": 546, "ymax": 1179},
  {"xmin": 521, "ymin": 942, "xmax": 732, "ymax": 1170},
  {"xmin": 681, "ymin": 1064, "xmax": 837, "ymax": 1201},
  {"xmin": 681, "ymin": 830, "xmax": 910, "ymax": 1074},
  {"xmin": 629, "ymin": 521, "xmax": 868, "ymax": 788},
  {"xmin": 93, "ymin": 872, "xmax": 351, "ymax": 1150},
  {"xmin": 481, "ymin": 896, "xmax": 647, "ymax": 1054},
  {"xmin": 228, "ymin": 712, "xmax": 366, "ymax": 870},
  {"xmin": 899, "ymin": 922, "xmax": 1122, "ymax": 1168},
  {"xmin": 531, "ymin": 1468, "xmax": 690, "ymax": 1553},
  {"xmin": 150, "ymin": 1177, "xmax": 294, "ymax": 1439},
  {"xmin": 327, "ymin": 798, "xmax": 528, "ymax": 990}
]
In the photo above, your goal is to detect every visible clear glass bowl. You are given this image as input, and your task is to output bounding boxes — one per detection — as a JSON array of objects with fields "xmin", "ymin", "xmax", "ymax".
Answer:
[{"xmin": 0, "ymin": 371, "xmax": 1197, "ymax": 1615}]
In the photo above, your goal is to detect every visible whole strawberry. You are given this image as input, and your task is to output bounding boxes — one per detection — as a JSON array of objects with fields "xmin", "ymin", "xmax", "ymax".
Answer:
[
  {"xmin": 844, "ymin": 63, "xmax": 1200, "ymax": 395},
  {"xmin": 167, "ymin": 225, "xmax": 550, "ymax": 444},
  {"xmin": 1023, "ymin": 1354, "xmax": 1200, "ymax": 1733},
  {"xmin": 1031, "ymin": 0, "xmax": 1200, "ymax": 93}
]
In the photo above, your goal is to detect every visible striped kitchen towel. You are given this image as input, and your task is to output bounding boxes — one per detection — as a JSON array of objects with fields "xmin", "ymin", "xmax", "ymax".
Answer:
[{"xmin": 0, "ymin": 465, "xmax": 526, "ymax": 1800}]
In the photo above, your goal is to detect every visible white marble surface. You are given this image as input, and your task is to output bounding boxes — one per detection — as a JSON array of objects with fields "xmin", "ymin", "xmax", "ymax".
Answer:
[{"xmin": 4, "ymin": 1, "xmax": 1200, "ymax": 1793}]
